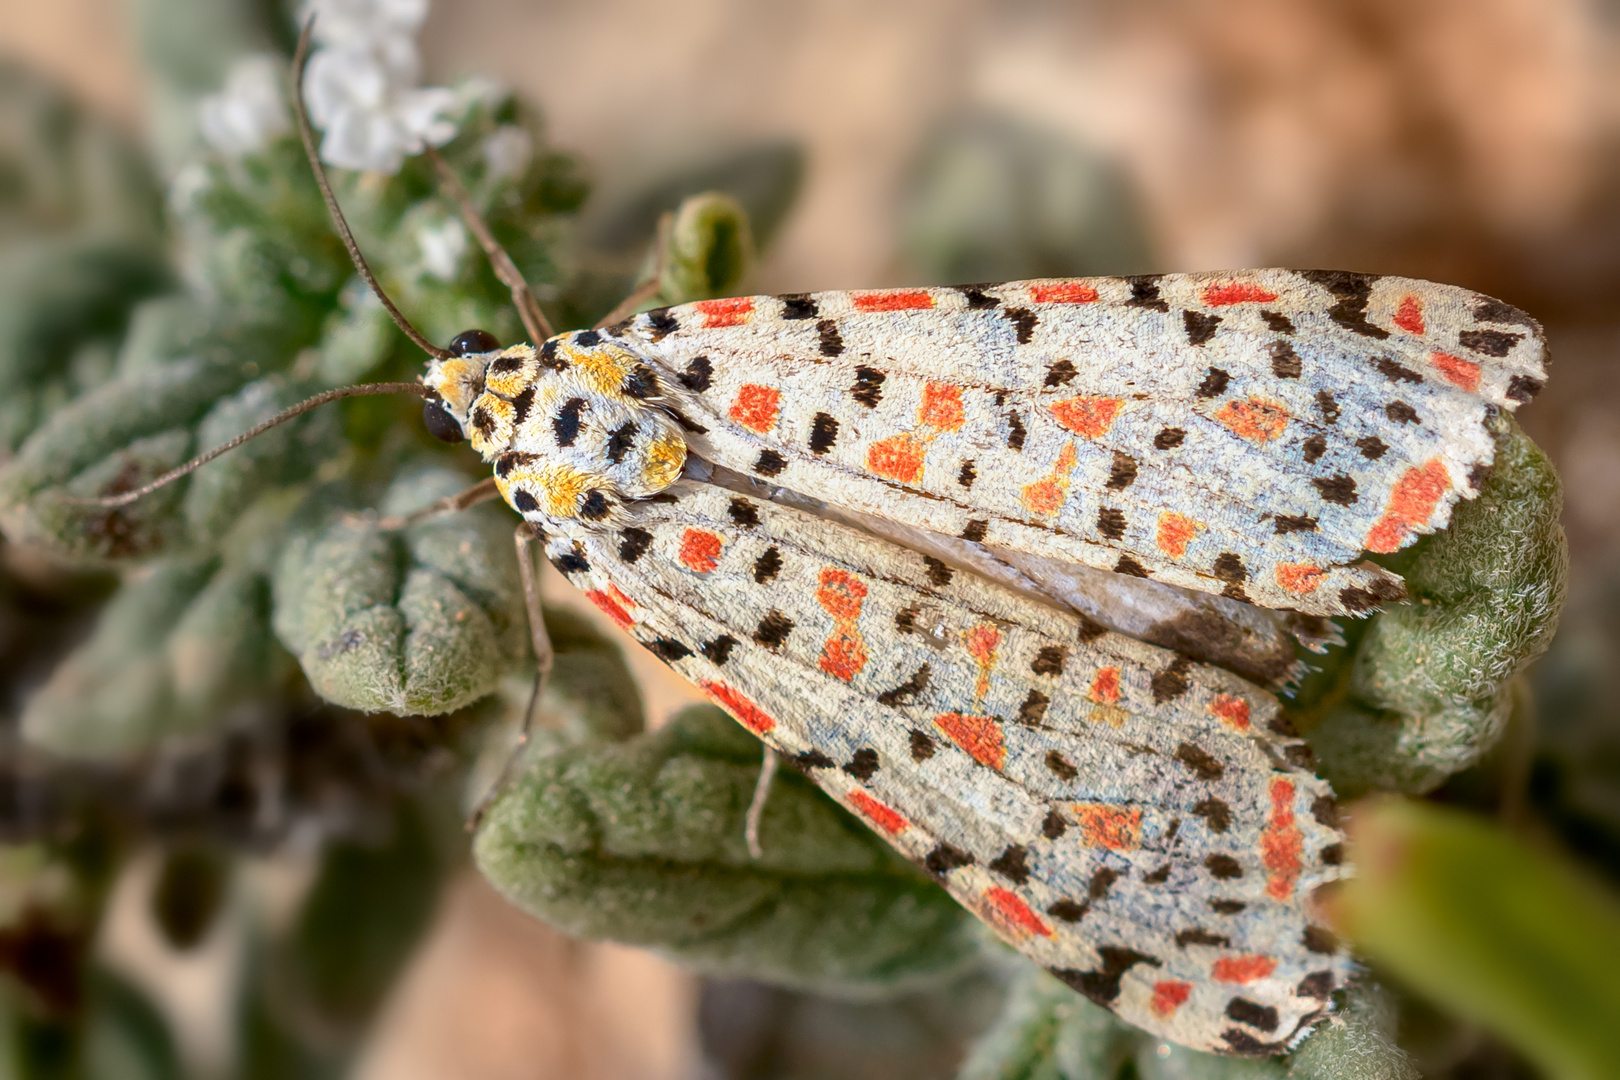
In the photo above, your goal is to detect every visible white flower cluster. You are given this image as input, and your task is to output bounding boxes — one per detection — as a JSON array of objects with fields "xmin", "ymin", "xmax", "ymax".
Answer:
[{"xmin": 299, "ymin": 0, "xmax": 458, "ymax": 173}]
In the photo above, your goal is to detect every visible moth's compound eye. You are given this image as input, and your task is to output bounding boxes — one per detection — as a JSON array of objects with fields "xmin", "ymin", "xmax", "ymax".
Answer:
[
  {"xmin": 422, "ymin": 398, "xmax": 465, "ymax": 443},
  {"xmin": 448, "ymin": 329, "xmax": 500, "ymax": 356}
]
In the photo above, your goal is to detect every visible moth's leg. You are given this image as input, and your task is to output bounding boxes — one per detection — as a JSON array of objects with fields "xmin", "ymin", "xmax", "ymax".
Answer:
[
  {"xmin": 468, "ymin": 521, "xmax": 556, "ymax": 830},
  {"xmin": 744, "ymin": 746, "xmax": 780, "ymax": 860},
  {"xmin": 592, "ymin": 212, "xmax": 673, "ymax": 330},
  {"xmin": 424, "ymin": 146, "xmax": 554, "ymax": 344},
  {"xmin": 375, "ymin": 476, "xmax": 500, "ymax": 531}
]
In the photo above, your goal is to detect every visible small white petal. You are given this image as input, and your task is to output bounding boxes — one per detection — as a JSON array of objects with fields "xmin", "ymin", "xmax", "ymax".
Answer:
[
  {"xmin": 198, "ymin": 54, "xmax": 291, "ymax": 156},
  {"xmin": 416, "ymin": 217, "xmax": 468, "ymax": 280},
  {"xmin": 483, "ymin": 126, "xmax": 533, "ymax": 181}
]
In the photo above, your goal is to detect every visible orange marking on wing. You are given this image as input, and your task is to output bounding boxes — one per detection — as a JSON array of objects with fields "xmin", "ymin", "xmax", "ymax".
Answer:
[
  {"xmin": 1020, "ymin": 442, "xmax": 1079, "ymax": 516},
  {"xmin": 919, "ymin": 381, "xmax": 966, "ymax": 431},
  {"xmin": 1394, "ymin": 294, "xmax": 1425, "ymax": 334},
  {"xmin": 1156, "ymin": 511, "xmax": 1201, "ymax": 558},
  {"xmin": 1261, "ymin": 778, "xmax": 1304, "ymax": 901},
  {"xmin": 817, "ymin": 568, "xmax": 869, "ymax": 682},
  {"xmin": 934, "ymin": 712, "xmax": 1005, "ymax": 769},
  {"xmin": 1208, "ymin": 694, "xmax": 1251, "ymax": 731},
  {"xmin": 1201, "ymin": 282, "xmax": 1279, "ymax": 306},
  {"xmin": 854, "ymin": 289, "xmax": 934, "ymax": 312},
  {"xmin": 964, "ymin": 623, "xmax": 1002, "ymax": 702},
  {"xmin": 1072, "ymin": 804, "xmax": 1142, "ymax": 850},
  {"xmin": 702, "ymin": 680, "xmax": 776, "ymax": 734},
  {"xmin": 694, "ymin": 296, "xmax": 753, "ymax": 327},
  {"xmin": 1030, "ymin": 282, "xmax": 1099, "ymax": 304},
  {"xmin": 1212, "ymin": 954, "xmax": 1277, "ymax": 984},
  {"xmin": 1365, "ymin": 458, "xmax": 1450, "ymax": 553},
  {"xmin": 1050, "ymin": 395, "xmax": 1122, "ymax": 438},
  {"xmin": 866, "ymin": 434, "xmax": 927, "ymax": 483},
  {"xmin": 729, "ymin": 383, "xmax": 781, "ymax": 433},
  {"xmin": 1089, "ymin": 667, "xmax": 1121, "ymax": 704},
  {"xmin": 584, "ymin": 589, "xmax": 635, "ymax": 630},
  {"xmin": 1276, "ymin": 563, "xmax": 1325, "ymax": 595},
  {"xmin": 678, "ymin": 528, "xmax": 723, "ymax": 573},
  {"xmin": 1215, "ymin": 397, "xmax": 1290, "ymax": 442},
  {"xmin": 846, "ymin": 790, "xmax": 908, "ymax": 834},
  {"xmin": 983, "ymin": 886, "xmax": 1053, "ymax": 939},
  {"xmin": 1151, "ymin": 980, "xmax": 1193, "ymax": 1018},
  {"xmin": 1430, "ymin": 351, "xmax": 1481, "ymax": 391}
]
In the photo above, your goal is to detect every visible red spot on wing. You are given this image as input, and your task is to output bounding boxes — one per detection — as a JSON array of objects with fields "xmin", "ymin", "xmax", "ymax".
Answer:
[
  {"xmin": 1394, "ymin": 294, "xmax": 1425, "ymax": 334},
  {"xmin": 866, "ymin": 434, "xmax": 927, "ymax": 483},
  {"xmin": 694, "ymin": 296, "xmax": 753, "ymax": 327},
  {"xmin": 584, "ymin": 588, "xmax": 635, "ymax": 630},
  {"xmin": 1276, "ymin": 563, "xmax": 1324, "ymax": 595},
  {"xmin": 1089, "ymin": 667, "xmax": 1121, "ymax": 704},
  {"xmin": 964, "ymin": 622, "xmax": 1002, "ymax": 702},
  {"xmin": 817, "ymin": 568, "xmax": 869, "ymax": 682},
  {"xmin": 1208, "ymin": 694, "xmax": 1251, "ymax": 730},
  {"xmin": 1365, "ymin": 458, "xmax": 1450, "ymax": 553},
  {"xmin": 729, "ymin": 383, "xmax": 781, "ymax": 432},
  {"xmin": 1156, "ymin": 511, "xmax": 1200, "ymax": 558},
  {"xmin": 1430, "ymin": 351, "xmax": 1481, "ymax": 392},
  {"xmin": 702, "ymin": 680, "xmax": 776, "ymax": 734},
  {"xmin": 1072, "ymin": 804, "xmax": 1142, "ymax": 850},
  {"xmin": 1029, "ymin": 282, "xmax": 1099, "ymax": 304},
  {"xmin": 934, "ymin": 712, "xmax": 1005, "ymax": 769},
  {"xmin": 678, "ymin": 528, "xmax": 723, "ymax": 573},
  {"xmin": 982, "ymin": 887, "xmax": 1052, "ymax": 939},
  {"xmin": 1215, "ymin": 397, "xmax": 1290, "ymax": 442},
  {"xmin": 1151, "ymin": 980, "xmax": 1193, "ymax": 1018},
  {"xmin": 1261, "ymin": 778, "xmax": 1304, "ymax": 900},
  {"xmin": 919, "ymin": 382, "xmax": 966, "ymax": 431},
  {"xmin": 1212, "ymin": 954, "xmax": 1277, "ymax": 984},
  {"xmin": 846, "ymin": 790, "xmax": 908, "ymax": 834},
  {"xmin": 1020, "ymin": 478, "xmax": 1065, "ymax": 515},
  {"xmin": 1050, "ymin": 395, "xmax": 1122, "ymax": 438},
  {"xmin": 854, "ymin": 290, "xmax": 934, "ymax": 312},
  {"xmin": 1200, "ymin": 282, "xmax": 1279, "ymax": 306}
]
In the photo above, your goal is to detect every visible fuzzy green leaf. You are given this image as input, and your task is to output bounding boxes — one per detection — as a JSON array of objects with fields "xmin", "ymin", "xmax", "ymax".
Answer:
[
  {"xmin": 475, "ymin": 704, "xmax": 981, "ymax": 995},
  {"xmin": 1305, "ymin": 418, "xmax": 1568, "ymax": 794},
  {"xmin": 271, "ymin": 466, "xmax": 527, "ymax": 716},
  {"xmin": 657, "ymin": 191, "xmax": 755, "ymax": 305}
]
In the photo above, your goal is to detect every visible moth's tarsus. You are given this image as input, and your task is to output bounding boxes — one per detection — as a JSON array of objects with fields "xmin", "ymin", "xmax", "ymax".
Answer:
[{"xmin": 292, "ymin": 18, "xmax": 451, "ymax": 362}]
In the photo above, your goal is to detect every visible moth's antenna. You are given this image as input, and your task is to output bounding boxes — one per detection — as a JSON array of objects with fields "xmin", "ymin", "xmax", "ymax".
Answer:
[
  {"xmin": 424, "ymin": 147, "xmax": 554, "ymax": 343},
  {"xmin": 292, "ymin": 19, "xmax": 452, "ymax": 361},
  {"xmin": 70, "ymin": 382, "xmax": 432, "ymax": 508}
]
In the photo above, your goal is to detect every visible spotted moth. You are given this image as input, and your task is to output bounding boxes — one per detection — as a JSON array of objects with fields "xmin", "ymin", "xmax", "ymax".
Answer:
[{"xmin": 419, "ymin": 270, "xmax": 1546, "ymax": 1054}]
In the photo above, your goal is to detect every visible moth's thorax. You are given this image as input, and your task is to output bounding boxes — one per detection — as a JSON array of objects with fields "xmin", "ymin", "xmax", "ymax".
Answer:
[{"xmin": 425, "ymin": 334, "xmax": 687, "ymax": 524}]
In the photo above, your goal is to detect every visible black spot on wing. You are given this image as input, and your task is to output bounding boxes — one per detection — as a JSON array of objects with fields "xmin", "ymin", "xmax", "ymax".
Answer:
[
  {"xmin": 1356, "ymin": 435, "xmax": 1388, "ymax": 459},
  {"xmin": 1274, "ymin": 514, "xmax": 1318, "ymax": 534},
  {"xmin": 752, "ymin": 547, "xmax": 783, "ymax": 585},
  {"xmin": 1031, "ymin": 645, "xmax": 1066, "ymax": 676},
  {"xmin": 1017, "ymin": 690, "xmax": 1049, "ymax": 724},
  {"xmin": 921, "ymin": 556, "xmax": 954, "ymax": 588},
  {"xmin": 1472, "ymin": 297, "xmax": 1538, "ymax": 328},
  {"xmin": 649, "ymin": 637, "xmax": 693, "ymax": 662},
  {"xmin": 957, "ymin": 460, "xmax": 977, "ymax": 488},
  {"xmin": 1174, "ymin": 741, "xmax": 1223, "ymax": 780},
  {"xmin": 1045, "ymin": 359, "xmax": 1077, "ymax": 387},
  {"xmin": 960, "ymin": 286, "xmax": 998, "ymax": 309},
  {"xmin": 621, "ymin": 364, "xmax": 657, "ymax": 399},
  {"xmin": 511, "ymin": 489, "xmax": 540, "ymax": 515},
  {"xmin": 1006, "ymin": 412, "xmax": 1027, "ymax": 451},
  {"xmin": 471, "ymin": 405, "xmax": 498, "ymax": 439},
  {"xmin": 1176, "ymin": 927, "xmax": 1231, "ymax": 948},
  {"xmin": 780, "ymin": 294, "xmax": 818, "ymax": 319},
  {"xmin": 1374, "ymin": 356, "xmax": 1422, "ymax": 384},
  {"xmin": 1261, "ymin": 310, "xmax": 1295, "ymax": 334},
  {"xmin": 1297, "ymin": 270, "xmax": 1390, "ymax": 339},
  {"xmin": 1114, "ymin": 554, "xmax": 1149, "ymax": 578},
  {"xmin": 1386, "ymin": 401, "xmax": 1420, "ymax": 425},
  {"xmin": 1106, "ymin": 452, "xmax": 1137, "ymax": 490},
  {"xmin": 1152, "ymin": 657, "xmax": 1193, "ymax": 702},
  {"xmin": 1124, "ymin": 275, "xmax": 1169, "ymax": 312},
  {"xmin": 925, "ymin": 844, "xmax": 974, "ymax": 875},
  {"xmin": 1204, "ymin": 854, "xmax": 1243, "ymax": 879},
  {"xmin": 1459, "ymin": 328, "xmax": 1523, "ymax": 357},
  {"xmin": 1315, "ymin": 390, "xmax": 1340, "ymax": 423},
  {"xmin": 817, "ymin": 319, "xmax": 844, "ymax": 357},
  {"xmin": 617, "ymin": 527, "xmax": 654, "ymax": 563},
  {"xmin": 1049, "ymin": 947, "xmax": 1160, "ymax": 1008},
  {"xmin": 878, "ymin": 664, "xmax": 931, "ymax": 707},
  {"xmin": 842, "ymin": 748, "xmax": 879, "ymax": 781},
  {"xmin": 1005, "ymin": 307, "xmax": 1038, "ymax": 344},
  {"xmin": 1184, "ymin": 310, "xmax": 1221, "ymax": 345},
  {"xmin": 1506, "ymin": 375, "xmax": 1543, "ymax": 403},
  {"xmin": 989, "ymin": 845, "xmax": 1031, "ymax": 883},
  {"xmin": 1154, "ymin": 427, "xmax": 1185, "ymax": 450},
  {"xmin": 1226, "ymin": 999, "xmax": 1280, "ymax": 1033},
  {"xmin": 1045, "ymin": 751, "xmax": 1078, "ymax": 781},
  {"xmin": 752, "ymin": 610, "xmax": 794, "ymax": 650},
  {"xmin": 701, "ymin": 635, "xmax": 738, "ymax": 665},
  {"xmin": 1312, "ymin": 474, "xmax": 1358, "ymax": 506},
  {"xmin": 645, "ymin": 308, "xmax": 677, "ymax": 341},
  {"xmin": 808, "ymin": 413, "xmax": 839, "ymax": 454},
  {"xmin": 753, "ymin": 450, "xmax": 786, "ymax": 478},
  {"xmin": 727, "ymin": 498, "xmax": 759, "ymax": 527},
  {"xmin": 537, "ymin": 340, "xmax": 568, "ymax": 370},
  {"xmin": 678, "ymin": 355, "xmax": 712, "ymax": 391},
  {"xmin": 1096, "ymin": 507, "xmax": 1126, "ymax": 540},
  {"xmin": 850, "ymin": 366, "xmax": 885, "ymax": 407},
  {"xmin": 1270, "ymin": 341, "xmax": 1302, "ymax": 378},
  {"xmin": 1301, "ymin": 434, "xmax": 1327, "ymax": 463},
  {"xmin": 578, "ymin": 490, "xmax": 611, "ymax": 521},
  {"xmin": 961, "ymin": 520, "xmax": 988, "ymax": 542},
  {"xmin": 1192, "ymin": 797, "xmax": 1232, "ymax": 833},
  {"xmin": 909, "ymin": 730, "xmax": 936, "ymax": 760},
  {"xmin": 1195, "ymin": 367, "xmax": 1230, "ymax": 397}
]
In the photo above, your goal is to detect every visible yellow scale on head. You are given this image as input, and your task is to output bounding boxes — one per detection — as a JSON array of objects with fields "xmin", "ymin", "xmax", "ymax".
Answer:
[{"xmin": 422, "ymin": 333, "xmax": 688, "ymax": 524}]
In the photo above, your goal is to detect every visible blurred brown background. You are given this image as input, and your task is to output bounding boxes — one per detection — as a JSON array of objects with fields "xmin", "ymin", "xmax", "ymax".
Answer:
[{"xmin": 4, "ymin": 1, "xmax": 1619, "ymax": 1076}]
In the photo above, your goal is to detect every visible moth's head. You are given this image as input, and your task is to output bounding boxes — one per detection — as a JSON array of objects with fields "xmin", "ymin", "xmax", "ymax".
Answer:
[{"xmin": 420, "ymin": 329, "xmax": 504, "ymax": 442}]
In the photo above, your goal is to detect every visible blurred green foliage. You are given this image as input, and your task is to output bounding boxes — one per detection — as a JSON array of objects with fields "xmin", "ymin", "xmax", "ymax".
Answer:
[{"xmin": 0, "ymin": 4, "xmax": 1605, "ymax": 1079}]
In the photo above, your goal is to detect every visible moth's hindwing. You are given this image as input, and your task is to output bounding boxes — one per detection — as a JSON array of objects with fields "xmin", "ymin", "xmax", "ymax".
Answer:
[
  {"xmin": 544, "ymin": 482, "xmax": 1355, "ymax": 1055},
  {"xmin": 607, "ymin": 270, "xmax": 1546, "ymax": 618}
]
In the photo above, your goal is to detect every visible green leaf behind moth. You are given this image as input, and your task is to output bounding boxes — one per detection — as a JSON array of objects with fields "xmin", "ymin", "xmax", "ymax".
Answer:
[
  {"xmin": 271, "ymin": 466, "xmax": 527, "ymax": 716},
  {"xmin": 475, "ymin": 705, "xmax": 981, "ymax": 996},
  {"xmin": 1306, "ymin": 417, "xmax": 1568, "ymax": 795}
]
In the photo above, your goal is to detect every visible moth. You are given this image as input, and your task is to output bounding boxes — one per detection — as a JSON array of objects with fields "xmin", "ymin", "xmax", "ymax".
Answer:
[
  {"xmin": 94, "ymin": 26, "xmax": 1547, "ymax": 1057},
  {"xmin": 420, "ymin": 271, "xmax": 1542, "ymax": 1055}
]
